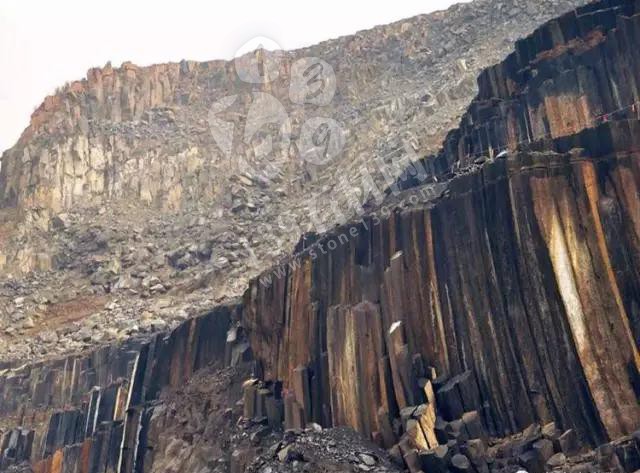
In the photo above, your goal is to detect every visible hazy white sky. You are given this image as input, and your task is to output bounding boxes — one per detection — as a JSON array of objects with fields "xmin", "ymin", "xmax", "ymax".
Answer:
[{"xmin": 0, "ymin": 0, "xmax": 464, "ymax": 152}]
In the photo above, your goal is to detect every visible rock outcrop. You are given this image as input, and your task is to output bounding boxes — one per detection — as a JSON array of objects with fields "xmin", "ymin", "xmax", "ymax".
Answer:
[
  {"xmin": 0, "ymin": 0, "xmax": 590, "ymax": 371},
  {"xmin": 243, "ymin": 0, "xmax": 640, "ymax": 447},
  {"xmin": 3, "ymin": 0, "xmax": 640, "ymax": 473},
  {"xmin": 0, "ymin": 0, "xmax": 589, "ymax": 368},
  {"xmin": 0, "ymin": 0, "xmax": 582, "ymax": 214},
  {"xmin": 0, "ymin": 305, "xmax": 236, "ymax": 472}
]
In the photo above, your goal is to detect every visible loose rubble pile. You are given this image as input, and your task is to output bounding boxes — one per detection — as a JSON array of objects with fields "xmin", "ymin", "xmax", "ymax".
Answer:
[
  {"xmin": 129, "ymin": 361, "xmax": 404, "ymax": 473},
  {"xmin": 0, "ymin": 200, "xmax": 285, "ymax": 362},
  {"xmin": 244, "ymin": 427, "xmax": 401, "ymax": 473},
  {"xmin": 237, "ymin": 364, "xmax": 639, "ymax": 473}
]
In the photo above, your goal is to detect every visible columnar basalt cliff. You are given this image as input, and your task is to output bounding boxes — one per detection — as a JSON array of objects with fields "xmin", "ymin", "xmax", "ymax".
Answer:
[
  {"xmin": 0, "ymin": 0, "xmax": 582, "ymax": 214},
  {"xmin": 0, "ymin": 0, "xmax": 588, "ymax": 366},
  {"xmin": 0, "ymin": 306, "xmax": 237, "ymax": 472},
  {"xmin": 403, "ymin": 0, "xmax": 640, "ymax": 180},
  {"xmin": 242, "ymin": 0, "xmax": 640, "ymax": 446},
  {"xmin": 2, "ymin": 1, "xmax": 640, "ymax": 473}
]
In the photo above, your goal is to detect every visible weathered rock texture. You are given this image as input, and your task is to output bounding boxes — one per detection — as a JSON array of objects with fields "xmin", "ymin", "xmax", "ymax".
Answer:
[
  {"xmin": 0, "ymin": 305, "xmax": 235, "ymax": 472},
  {"xmin": 2, "ymin": 0, "xmax": 640, "ymax": 472},
  {"xmin": 0, "ymin": 0, "xmax": 587, "ymax": 366},
  {"xmin": 243, "ymin": 0, "xmax": 640, "ymax": 447},
  {"xmin": 0, "ymin": 0, "xmax": 582, "ymax": 214}
]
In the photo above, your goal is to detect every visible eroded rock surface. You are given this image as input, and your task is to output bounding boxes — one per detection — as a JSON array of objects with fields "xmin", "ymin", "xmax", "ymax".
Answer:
[{"xmin": 0, "ymin": 0, "xmax": 585, "ymax": 363}]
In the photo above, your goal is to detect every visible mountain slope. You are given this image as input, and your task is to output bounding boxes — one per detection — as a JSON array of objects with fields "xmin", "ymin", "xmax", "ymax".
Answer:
[
  {"xmin": 0, "ymin": 0, "xmax": 585, "ymax": 364},
  {"xmin": 2, "ymin": 2, "xmax": 640, "ymax": 473}
]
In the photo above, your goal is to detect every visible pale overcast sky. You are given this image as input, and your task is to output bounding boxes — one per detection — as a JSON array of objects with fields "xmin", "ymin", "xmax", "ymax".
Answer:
[{"xmin": 0, "ymin": 0, "xmax": 464, "ymax": 152}]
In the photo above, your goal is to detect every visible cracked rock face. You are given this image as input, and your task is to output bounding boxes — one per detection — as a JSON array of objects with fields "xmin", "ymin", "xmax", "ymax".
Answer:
[
  {"xmin": 0, "ymin": 0, "xmax": 583, "ymax": 214},
  {"xmin": 242, "ymin": 0, "xmax": 640, "ymax": 450},
  {"xmin": 0, "ymin": 0, "xmax": 585, "ymax": 365}
]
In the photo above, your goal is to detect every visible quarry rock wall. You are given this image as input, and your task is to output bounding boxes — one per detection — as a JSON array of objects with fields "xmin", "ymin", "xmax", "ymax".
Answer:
[{"xmin": 2, "ymin": 1, "xmax": 640, "ymax": 472}]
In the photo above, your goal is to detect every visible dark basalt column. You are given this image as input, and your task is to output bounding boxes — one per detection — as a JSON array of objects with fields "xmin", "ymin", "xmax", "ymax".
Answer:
[{"xmin": 242, "ymin": 0, "xmax": 640, "ymax": 449}]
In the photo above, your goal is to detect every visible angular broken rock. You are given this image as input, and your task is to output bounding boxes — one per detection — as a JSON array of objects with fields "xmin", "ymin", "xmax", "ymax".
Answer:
[
  {"xmin": 555, "ymin": 429, "xmax": 579, "ymax": 456},
  {"xmin": 463, "ymin": 439, "xmax": 489, "ymax": 473},
  {"xmin": 414, "ymin": 402, "xmax": 438, "ymax": 448},
  {"xmin": 358, "ymin": 453, "xmax": 377, "ymax": 466},
  {"xmin": 546, "ymin": 452, "xmax": 567, "ymax": 469},
  {"xmin": 419, "ymin": 444, "xmax": 450, "ymax": 473},
  {"xmin": 450, "ymin": 453, "xmax": 472, "ymax": 473},
  {"xmin": 522, "ymin": 423, "xmax": 542, "ymax": 444},
  {"xmin": 306, "ymin": 422, "xmax": 322, "ymax": 433},
  {"xmin": 242, "ymin": 378, "xmax": 259, "ymax": 419},
  {"xmin": 446, "ymin": 419, "xmax": 468, "ymax": 442},
  {"xmin": 447, "ymin": 439, "xmax": 461, "ymax": 457},
  {"xmin": 462, "ymin": 410, "xmax": 486, "ymax": 442},
  {"xmin": 405, "ymin": 418, "xmax": 430, "ymax": 450},
  {"xmin": 462, "ymin": 438, "xmax": 487, "ymax": 464},
  {"xmin": 250, "ymin": 425, "xmax": 271, "ymax": 444},
  {"xmin": 596, "ymin": 443, "xmax": 623, "ymax": 471},
  {"xmin": 277, "ymin": 444, "xmax": 304, "ymax": 463},
  {"xmin": 400, "ymin": 405, "xmax": 417, "ymax": 424},
  {"xmin": 542, "ymin": 422, "xmax": 560, "ymax": 441},
  {"xmin": 532, "ymin": 438, "xmax": 554, "ymax": 464},
  {"xmin": 518, "ymin": 449, "xmax": 544, "ymax": 473}
]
